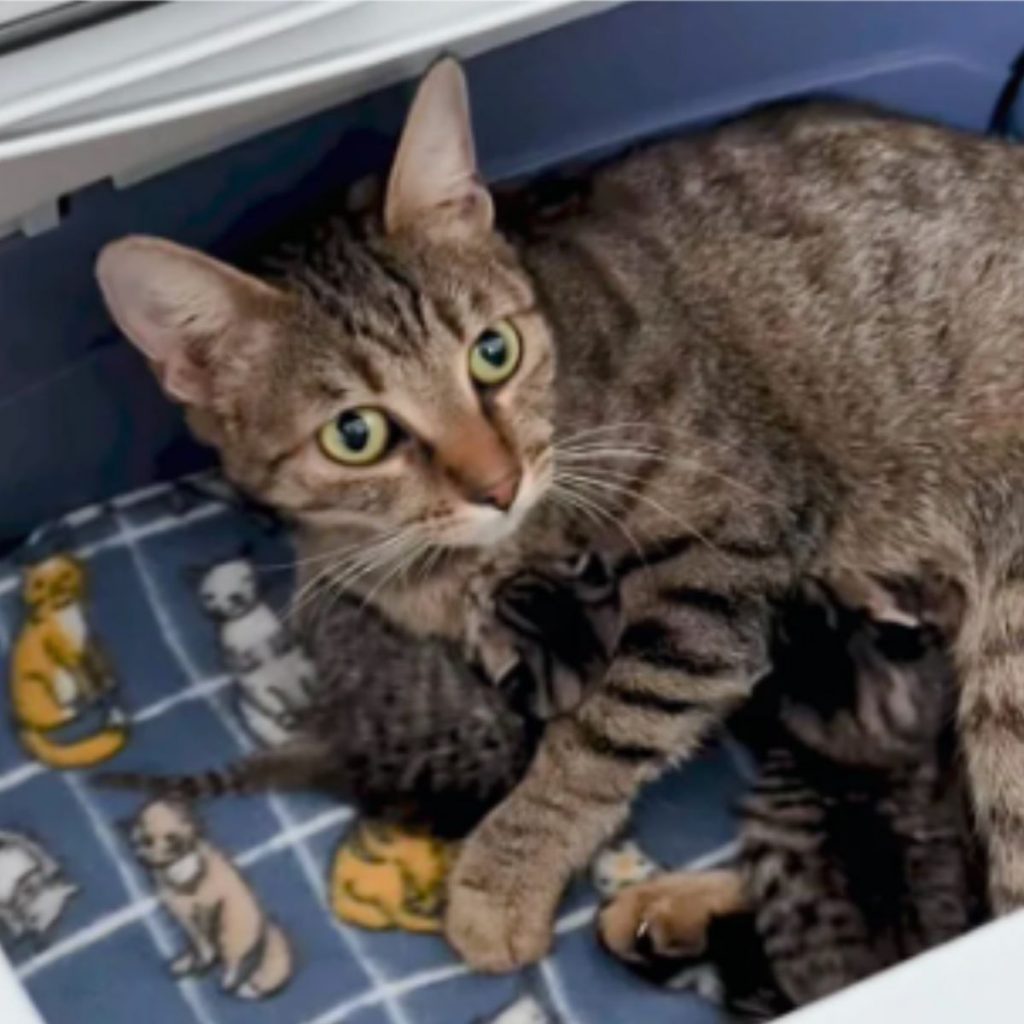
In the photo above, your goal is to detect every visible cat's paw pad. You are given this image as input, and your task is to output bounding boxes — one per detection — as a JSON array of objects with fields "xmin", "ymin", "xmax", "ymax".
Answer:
[
  {"xmin": 445, "ymin": 837, "xmax": 560, "ymax": 973},
  {"xmin": 598, "ymin": 871, "xmax": 744, "ymax": 965},
  {"xmin": 445, "ymin": 876, "xmax": 553, "ymax": 972}
]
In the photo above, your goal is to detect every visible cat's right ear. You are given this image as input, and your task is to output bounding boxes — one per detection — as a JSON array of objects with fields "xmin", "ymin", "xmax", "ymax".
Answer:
[
  {"xmin": 384, "ymin": 58, "xmax": 493, "ymax": 240},
  {"xmin": 95, "ymin": 236, "xmax": 287, "ymax": 406}
]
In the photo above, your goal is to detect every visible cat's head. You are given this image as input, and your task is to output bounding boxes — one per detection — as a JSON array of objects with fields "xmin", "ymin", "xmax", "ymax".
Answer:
[
  {"xmin": 96, "ymin": 61, "xmax": 555, "ymax": 556},
  {"xmin": 195, "ymin": 557, "xmax": 259, "ymax": 620},
  {"xmin": 22, "ymin": 554, "xmax": 85, "ymax": 613},
  {"xmin": 129, "ymin": 799, "xmax": 201, "ymax": 867}
]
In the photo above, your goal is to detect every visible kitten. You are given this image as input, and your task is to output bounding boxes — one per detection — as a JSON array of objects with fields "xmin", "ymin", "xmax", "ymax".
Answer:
[
  {"xmin": 599, "ymin": 572, "xmax": 981, "ymax": 1018},
  {"xmin": 127, "ymin": 799, "xmax": 293, "ymax": 999},
  {"xmin": 96, "ymin": 59, "xmax": 1024, "ymax": 969},
  {"xmin": 0, "ymin": 830, "xmax": 77, "ymax": 946},
  {"xmin": 100, "ymin": 553, "xmax": 621, "ymax": 839},
  {"xmin": 195, "ymin": 555, "xmax": 319, "ymax": 747}
]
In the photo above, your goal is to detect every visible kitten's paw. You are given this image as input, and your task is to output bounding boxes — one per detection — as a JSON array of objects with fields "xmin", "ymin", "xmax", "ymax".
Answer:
[
  {"xmin": 598, "ymin": 870, "xmax": 745, "ymax": 964},
  {"xmin": 445, "ymin": 844, "xmax": 559, "ymax": 972}
]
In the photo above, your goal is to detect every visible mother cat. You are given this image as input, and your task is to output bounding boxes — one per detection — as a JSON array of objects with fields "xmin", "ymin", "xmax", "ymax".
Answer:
[{"xmin": 96, "ymin": 60, "xmax": 1024, "ymax": 972}]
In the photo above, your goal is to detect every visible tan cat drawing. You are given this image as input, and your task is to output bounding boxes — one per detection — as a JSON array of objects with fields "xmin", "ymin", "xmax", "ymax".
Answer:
[{"xmin": 128, "ymin": 799, "xmax": 293, "ymax": 999}]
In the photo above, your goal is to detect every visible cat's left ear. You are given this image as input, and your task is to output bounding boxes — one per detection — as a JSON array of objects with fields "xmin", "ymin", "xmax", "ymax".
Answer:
[
  {"xmin": 384, "ymin": 58, "xmax": 494, "ymax": 240},
  {"xmin": 96, "ymin": 237, "xmax": 288, "ymax": 407}
]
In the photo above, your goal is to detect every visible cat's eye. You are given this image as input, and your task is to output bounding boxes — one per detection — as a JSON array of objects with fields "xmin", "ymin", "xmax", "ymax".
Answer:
[
  {"xmin": 318, "ymin": 408, "xmax": 392, "ymax": 466},
  {"xmin": 469, "ymin": 320, "xmax": 521, "ymax": 387}
]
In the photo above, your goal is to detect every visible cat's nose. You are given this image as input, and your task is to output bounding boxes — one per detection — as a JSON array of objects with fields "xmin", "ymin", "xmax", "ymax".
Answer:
[{"xmin": 472, "ymin": 470, "xmax": 521, "ymax": 512}]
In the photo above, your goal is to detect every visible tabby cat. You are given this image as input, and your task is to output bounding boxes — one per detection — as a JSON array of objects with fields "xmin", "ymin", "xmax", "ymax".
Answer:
[
  {"xmin": 96, "ymin": 59, "xmax": 1024, "ymax": 971},
  {"xmin": 599, "ymin": 572, "xmax": 982, "ymax": 1017}
]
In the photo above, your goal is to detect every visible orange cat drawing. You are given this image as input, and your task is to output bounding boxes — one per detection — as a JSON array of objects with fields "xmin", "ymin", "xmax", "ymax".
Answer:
[{"xmin": 10, "ymin": 555, "xmax": 128, "ymax": 769}]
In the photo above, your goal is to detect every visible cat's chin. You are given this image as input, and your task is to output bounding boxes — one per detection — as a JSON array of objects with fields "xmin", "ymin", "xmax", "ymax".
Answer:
[{"xmin": 442, "ymin": 507, "xmax": 527, "ymax": 549}]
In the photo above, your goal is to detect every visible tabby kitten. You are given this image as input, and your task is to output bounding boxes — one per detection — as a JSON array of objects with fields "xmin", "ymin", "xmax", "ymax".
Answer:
[
  {"xmin": 96, "ymin": 60, "xmax": 1024, "ymax": 971},
  {"xmin": 100, "ymin": 553, "xmax": 621, "ymax": 839},
  {"xmin": 600, "ymin": 572, "xmax": 982, "ymax": 1018}
]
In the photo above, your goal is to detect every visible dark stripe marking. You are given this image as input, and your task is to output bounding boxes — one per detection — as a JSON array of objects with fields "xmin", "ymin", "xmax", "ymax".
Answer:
[
  {"xmin": 616, "ymin": 534, "xmax": 700, "ymax": 575},
  {"xmin": 661, "ymin": 585, "xmax": 743, "ymax": 621},
  {"xmin": 621, "ymin": 618, "xmax": 739, "ymax": 677},
  {"xmin": 605, "ymin": 682, "xmax": 700, "ymax": 716},
  {"xmin": 576, "ymin": 718, "xmax": 664, "ymax": 764}
]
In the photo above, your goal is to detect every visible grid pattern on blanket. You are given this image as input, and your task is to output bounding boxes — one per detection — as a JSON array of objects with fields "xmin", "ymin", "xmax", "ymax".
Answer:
[{"xmin": 0, "ymin": 475, "xmax": 745, "ymax": 1024}]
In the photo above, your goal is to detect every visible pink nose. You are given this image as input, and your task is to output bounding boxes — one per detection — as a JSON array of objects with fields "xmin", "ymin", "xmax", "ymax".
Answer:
[{"xmin": 474, "ymin": 471, "xmax": 521, "ymax": 512}]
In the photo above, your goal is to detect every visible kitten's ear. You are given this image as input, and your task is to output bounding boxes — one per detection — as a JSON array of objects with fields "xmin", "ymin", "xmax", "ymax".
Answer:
[
  {"xmin": 384, "ymin": 58, "xmax": 493, "ymax": 240},
  {"xmin": 96, "ymin": 236, "xmax": 286, "ymax": 406}
]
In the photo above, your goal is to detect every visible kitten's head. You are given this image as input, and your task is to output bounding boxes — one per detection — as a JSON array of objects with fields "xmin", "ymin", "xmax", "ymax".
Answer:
[
  {"xmin": 197, "ymin": 557, "xmax": 259, "ymax": 620},
  {"xmin": 96, "ymin": 61, "xmax": 555, "ymax": 554},
  {"xmin": 129, "ymin": 799, "xmax": 201, "ymax": 868},
  {"xmin": 771, "ymin": 570, "xmax": 964, "ymax": 767}
]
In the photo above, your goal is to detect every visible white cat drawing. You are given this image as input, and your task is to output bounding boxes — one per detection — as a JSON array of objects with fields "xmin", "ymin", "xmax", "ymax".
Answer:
[
  {"xmin": 483, "ymin": 994, "xmax": 556, "ymax": 1024},
  {"xmin": 0, "ymin": 830, "xmax": 77, "ymax": 944},
  {"xmin": 196, "ymin": 557, "xmax": 320, "ymax": 747}
]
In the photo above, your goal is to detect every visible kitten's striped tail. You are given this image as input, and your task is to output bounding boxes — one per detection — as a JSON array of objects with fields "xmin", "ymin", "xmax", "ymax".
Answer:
[{"xmin": 93, "ymin": 742, "xmax": 332, "ymax": 800}]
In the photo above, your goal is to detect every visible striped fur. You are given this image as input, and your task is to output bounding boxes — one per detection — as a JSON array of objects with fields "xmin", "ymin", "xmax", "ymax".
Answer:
[
  {"xmin": 600, "ymin": 577, "xmax": 983, "ymax": 1018},
  {"xmin": 97, "ymin": 62, "xmax": 1024, "ymax": 970}
]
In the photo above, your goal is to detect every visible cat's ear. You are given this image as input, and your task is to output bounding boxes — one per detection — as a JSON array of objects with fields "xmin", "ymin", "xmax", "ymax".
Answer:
[
  {"xmin": 384, "ymin": 58, "xmax": 493, "ymax": 240},
  {"xmin": 96, "ymin": 236, "xmax": 287, "ymax": 406}
]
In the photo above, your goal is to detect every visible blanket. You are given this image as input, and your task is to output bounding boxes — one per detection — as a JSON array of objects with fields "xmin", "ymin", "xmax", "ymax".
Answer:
[{"xmin": 0, "ymin": 473, "xmax": 746, "ymax": 1024}]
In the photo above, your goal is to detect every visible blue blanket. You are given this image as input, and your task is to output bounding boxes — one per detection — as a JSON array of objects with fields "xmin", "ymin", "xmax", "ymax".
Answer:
[{"xmin": 0, "ymin": 474, "xmax": 745, "ymax": 1024}]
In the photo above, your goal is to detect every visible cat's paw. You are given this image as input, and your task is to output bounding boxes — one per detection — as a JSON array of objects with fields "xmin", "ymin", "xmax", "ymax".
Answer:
[
  {"xmin": 598, "ymin": 870, "xmax": 744, "ymax": 964},
  {"xmin": 445, "ymin": 840, "xmax": 559, "ymax": 972}
]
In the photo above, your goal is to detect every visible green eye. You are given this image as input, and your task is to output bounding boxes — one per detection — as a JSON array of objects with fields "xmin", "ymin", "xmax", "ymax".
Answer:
[
  {"xmin": 318, "ymin": 408, "xmax": 391, "ymax": 466},
  {"xmin": 469, "ymin": 320, "xmax": 521, "ymax": 386}
]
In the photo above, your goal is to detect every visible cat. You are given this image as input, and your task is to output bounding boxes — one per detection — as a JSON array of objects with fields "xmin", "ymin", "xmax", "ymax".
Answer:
[
  {"xmin": 126, "ymin": 798, "xmax": 293, "ymax": 999},
  {"xmin": 11, "ymin": 554, "xmax": 128, "ymax": 769},
  {"xmin": 599, "ymin": 571, "xmax": 981, "ymax": 1018},
  {"xmin": 99, "ymin": 552, "xmax": 621, "ymax": 840},
  {"xmin": 194, "ymin": 555, "xmax": 320, "ymax": 747},
  {"xmin": 330, "ymin": 819, "xmax": 452, "ymax": 932},
  {"xmin": 0, "ymin": 830, "xmax": 77, "ymax": 946},
  {"xmin": 95, "ymin": 58, "xmax": 1024, "ymax": 970}
]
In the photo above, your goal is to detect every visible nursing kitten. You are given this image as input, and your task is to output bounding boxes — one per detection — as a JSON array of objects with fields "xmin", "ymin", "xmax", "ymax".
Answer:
[
  {"xmin": 101, "ymin": 553, "xmax": 621, "ymax": 839},
  {"xmin": 128, "ymin": 799, "xmax": 293, "ymax": 998},
  {"xmin": 96, "ymin": 60, "xmax": 1024, "ymax": 970},
  {"xmin": 600, "ymin": 573, "xmax": 981, "ymax": 1018}
]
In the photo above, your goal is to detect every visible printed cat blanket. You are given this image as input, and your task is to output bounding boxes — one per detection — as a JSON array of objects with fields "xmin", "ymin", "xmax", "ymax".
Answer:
[{"xmin": 0, "ymin": 473, "xmax": 747, "ymax": 1024}]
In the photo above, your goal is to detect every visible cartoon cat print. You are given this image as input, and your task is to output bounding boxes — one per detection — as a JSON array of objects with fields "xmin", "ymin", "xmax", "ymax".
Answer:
[
  {"xmin": 331, "ymin": 820, "xmax": 453, "ymax": 932},
  {"xmin": 481, "ymin": 993, "xmax": 559, "ymax": 1024},
  {"xmin": 591, "ymin": 836, "xmax": 660, "ymax": 899},
  {"xmin": 128, "ymin": 799, "xmax": 293, "ymax": 999},
  {"xmin": 196, "ymin": 556, "xmax": 319, "ymax": 747},
  {"xmin": 0, "ymin": 830, "xmax": 77, "ymax": 946},
  {"xmin": 11, "ymin": 554, "xmax": 128, "ymax": 769}
]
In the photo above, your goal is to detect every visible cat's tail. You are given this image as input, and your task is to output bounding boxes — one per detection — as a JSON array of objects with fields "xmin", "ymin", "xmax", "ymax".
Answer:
[{"xmin": 93, "ymin": 741, "xmax": 333, "ymax": 800}]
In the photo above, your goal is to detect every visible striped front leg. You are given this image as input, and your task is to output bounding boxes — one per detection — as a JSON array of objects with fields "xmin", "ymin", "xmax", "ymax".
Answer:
[
  {"xmin": 960, "ymin": 574, "xmax": 1024, "ymax": 913},
  {"xmin": 444, "ymin": 579, "xmax": 770, "ymax": 972}
]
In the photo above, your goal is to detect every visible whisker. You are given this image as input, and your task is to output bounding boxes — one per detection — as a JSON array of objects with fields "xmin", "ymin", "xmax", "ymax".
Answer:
[{"xmin": 555, "ymin": 469, "xmax": 726, "ymax": 561}]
